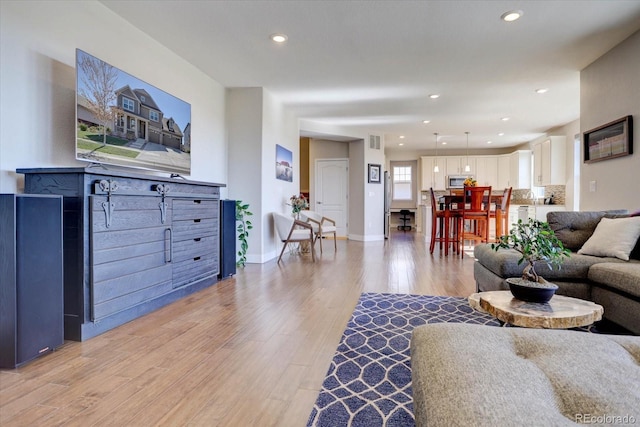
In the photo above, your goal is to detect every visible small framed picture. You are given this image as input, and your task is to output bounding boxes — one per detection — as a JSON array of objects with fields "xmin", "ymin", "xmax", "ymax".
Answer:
[
  {"xmin": 583, "ymin": 115, "xmax": 633, "ymax": 163},
  {"xmin": 368, "ymin": 163, "xmax": 381, "ymax": 183}
]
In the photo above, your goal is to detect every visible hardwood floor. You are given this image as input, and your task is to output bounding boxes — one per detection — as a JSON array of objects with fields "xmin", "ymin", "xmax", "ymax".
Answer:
[{"xmin": 0, "ymin": 230, "xmax": 477, "ymax": 426}]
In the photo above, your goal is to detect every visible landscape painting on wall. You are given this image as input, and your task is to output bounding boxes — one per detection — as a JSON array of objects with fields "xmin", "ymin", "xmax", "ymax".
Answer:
[
  {"xmin": 76, "ymin": 49, "xmax": 192, "ymax": 175},
  {"xmin": 276, "ymin": 144, "xmax": 293, "ymax": 182}
]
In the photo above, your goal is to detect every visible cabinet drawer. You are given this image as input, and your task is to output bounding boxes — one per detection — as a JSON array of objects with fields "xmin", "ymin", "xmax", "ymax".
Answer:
[
  {"xmin": 172, "ymin": 236, "xmax": 217, "ymax": 262},
  {"xmin": 172, "ymin": 218, "xmax": 217, "ymax": 241},
  {"xmin": 172, "ymin": 255, "xmax": 218, "ymax": 288},
  {"xmin": 172, "ymin": 199, "xmax": 218, "ymax": 221}
]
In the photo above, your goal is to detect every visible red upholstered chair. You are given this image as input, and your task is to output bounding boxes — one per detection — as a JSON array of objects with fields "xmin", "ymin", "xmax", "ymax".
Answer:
[{"xmin": 458, "ymin": 186, "xmax": 492, "ymax": 257}]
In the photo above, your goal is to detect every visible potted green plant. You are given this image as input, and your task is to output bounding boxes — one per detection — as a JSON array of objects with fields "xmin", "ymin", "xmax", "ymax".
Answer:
[
  {"xmin": 491, "ymin": 218, "xmax": 571, "ymax": 303},
  {"xmin": 235, "ymin": 200, "xmax": 253, "ymax": 268}
]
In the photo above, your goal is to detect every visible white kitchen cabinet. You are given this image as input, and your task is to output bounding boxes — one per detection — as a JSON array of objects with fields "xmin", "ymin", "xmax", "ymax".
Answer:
[
  {"xmin": 532, "ymin": 137, "xmax": 565, "ymax": 186},
  {"xmin": 420, "ymin": 156, "xmax": 446, "ymax": 190},
  {"xmin": 497, "ymin": 155, "xmax": 511, "ymax": 189},
  {"xmin": 445, "ymin": 156, "xmax": 476, "ymax": 176},
  {"xmin": 475, "ymin": 156, "xmax": 498, "ymax": 187},
  {"xmin": 509, "ymin": 150, "xmax": 532, "ymax": 189}
]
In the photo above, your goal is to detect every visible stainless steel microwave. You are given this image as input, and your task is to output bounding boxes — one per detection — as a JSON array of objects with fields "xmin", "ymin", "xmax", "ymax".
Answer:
[{"xmin": 447, "ymin": 175, "xmax": 473, "ymax": 189}]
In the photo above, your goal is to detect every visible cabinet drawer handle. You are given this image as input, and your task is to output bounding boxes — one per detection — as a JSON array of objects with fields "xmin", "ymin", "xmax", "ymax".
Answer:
[
  {"xmin": 193, "ymin": 256, "xmax": 201, "ymax": 261},
  {"xmin": 194, "ymin": 219, "xmax": 201, "ymax": 223},
  {"xmin": 165, "ymin": 228, "xmax": 172, "ymax": 263},
  {"xmin": 194, "ymin": 238, "xmax": 201, "ymax": 242},
  {"xmin": 193, "ymin": 200, "xmax": 201, "ymax": 204}
]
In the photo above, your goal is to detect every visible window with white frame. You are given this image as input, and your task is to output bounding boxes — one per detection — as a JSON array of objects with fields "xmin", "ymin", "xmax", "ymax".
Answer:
[
  {"xmin": 393, "ymin": 165, "xmax": 412, "ymax": 200},
  {"xmin": 149, "ymin": 111, "xmax": 159, "ymax": 121},
  {"xmin": 122, "ymin": 97, "xmax": 135, "ymax": 112}
]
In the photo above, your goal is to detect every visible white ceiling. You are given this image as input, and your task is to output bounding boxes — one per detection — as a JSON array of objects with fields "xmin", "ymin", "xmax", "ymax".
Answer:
[{"xmin": 99, "ymin": 0, "xmax": 640, "ymax": 152}]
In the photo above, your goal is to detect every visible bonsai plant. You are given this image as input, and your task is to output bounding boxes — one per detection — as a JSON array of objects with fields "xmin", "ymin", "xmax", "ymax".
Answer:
[
  {"xmin": 491, "ymin": 218, "xmax": 570, "ymax": 302},
  {"xmin": 235, "ymin": 200, "xmax": 253, "ymax": 268}
]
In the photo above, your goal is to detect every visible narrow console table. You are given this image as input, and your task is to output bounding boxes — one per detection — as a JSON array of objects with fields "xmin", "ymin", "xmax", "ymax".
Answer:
[{"xmin": 18, "ymin": 168, "xmax": 225, "ymax": 341}]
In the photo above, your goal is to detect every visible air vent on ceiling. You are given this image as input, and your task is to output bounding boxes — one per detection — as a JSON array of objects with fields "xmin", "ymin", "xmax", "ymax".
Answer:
[{"xmin": 369, "ymin": 135, "xmax": 381, "ymax": 150}]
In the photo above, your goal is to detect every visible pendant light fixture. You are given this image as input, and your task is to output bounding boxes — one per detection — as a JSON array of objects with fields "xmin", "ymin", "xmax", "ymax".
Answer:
[
  {"xmin": 464, "ymin": 131, "xmax": 471, "ymax": 172},
  {"xmin": 433, "ymin": 132, "xmax": 440, "ymax": 173}
]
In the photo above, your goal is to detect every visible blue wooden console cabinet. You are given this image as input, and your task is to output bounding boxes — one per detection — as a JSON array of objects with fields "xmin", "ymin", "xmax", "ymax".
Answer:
[{"xmin": 18, "ymin": 168, "xmax": 225, "ymax": 341}]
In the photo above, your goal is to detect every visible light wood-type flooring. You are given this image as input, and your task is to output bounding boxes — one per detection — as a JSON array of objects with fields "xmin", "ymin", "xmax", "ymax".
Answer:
[{"xmin": 0, "ymin": 230, "xmax": 477, "ymax": 426}]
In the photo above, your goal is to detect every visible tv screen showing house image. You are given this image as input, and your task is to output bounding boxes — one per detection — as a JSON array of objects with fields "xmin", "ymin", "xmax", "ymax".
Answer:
[{"xmin": 76, "ymin": 49, "xmax": 191, "ymax": 175}]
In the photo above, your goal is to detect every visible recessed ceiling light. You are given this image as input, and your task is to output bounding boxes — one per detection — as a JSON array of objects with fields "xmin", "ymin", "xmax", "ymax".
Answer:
[
  {"xmin": 501, "ymin": 10, "xmax": 523, "ymax": 22},
  {"xmin": 422, "ymin": 120, "xmax": 430, "ymax": 124},
  {"xmin": 399, "ymin": 135, "xmax": 405, "ymax": 139},
  {"xmin": 441, "ymin": 142, "xmax": 447, "ymax": 145},
  {"xmin": 429, "ymin": 94, "xmax": 440, "ymax": 99},
  {"xmin": 535, "ymin": 88, "xmax": 548, "ymax": 94},
  {"xmin": 498, "ymin": 132, "xmax": 505, "ymax": 136},
  {"xmin": 270, "ymin": 33, "xmax": 288, "ymax": 43},
  {"xmin": 501, "ymin": 117, "xmax": 510, "ymax": 121},
  {"xmin": 487, "ymin": 141, "xmax": 493, "ymax": 144},
  {"xmin": 398, "ymin": 143, "xmax": 404, "ymax": 146}
]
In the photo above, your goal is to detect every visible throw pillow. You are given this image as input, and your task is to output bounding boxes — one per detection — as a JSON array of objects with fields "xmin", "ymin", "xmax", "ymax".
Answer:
[{"xmin": 578, "ymin": 217, "xmax": 640, "ymax": 261}]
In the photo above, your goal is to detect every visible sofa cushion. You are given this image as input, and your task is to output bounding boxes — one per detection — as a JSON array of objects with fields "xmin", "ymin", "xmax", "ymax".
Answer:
[
  {"xmin": 578, "ymin": 217, "xmax": 640, "ymax": 261},
  {"xmin": 589, "ymin": 262, "xmax": 640, "ymax": 299},
  {"xmin": 474, "ymin": 244, "xmax": 627, "ymax": 281},
  {"xmin": 602, "ymin": 213, "xmax": 640, "ymax": 260},
  {"xmin": 547, "ymin": 210, "xmax": 627, "ymax": 251},
  {"xmin": 411, "ymin": 323, "xmax": 640, "ymax": 427}
]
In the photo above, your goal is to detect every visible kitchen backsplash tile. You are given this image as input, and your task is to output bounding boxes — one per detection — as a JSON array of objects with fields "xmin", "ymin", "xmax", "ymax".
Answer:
[{"xmin": 512, "ymin": 186, "xmax": 565, "ymax": 205}]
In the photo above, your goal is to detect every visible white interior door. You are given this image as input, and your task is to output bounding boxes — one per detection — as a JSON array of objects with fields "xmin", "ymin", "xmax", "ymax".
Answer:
[{"xmin": 315, "ymin": 159, "xmax": 348, "ymax": 236}]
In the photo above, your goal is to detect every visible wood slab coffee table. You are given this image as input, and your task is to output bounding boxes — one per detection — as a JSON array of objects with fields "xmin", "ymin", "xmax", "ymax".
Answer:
[{"xmin": 468, "ymin": 291, "xmax": 604, "ymax": 329}]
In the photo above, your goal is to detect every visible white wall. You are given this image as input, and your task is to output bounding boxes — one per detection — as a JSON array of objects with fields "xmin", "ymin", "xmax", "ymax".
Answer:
[
  {"xmin": 261, "ymin": 89, "xmax": 299, "ymax": 261},
  {"xmin": 227, "ymin": 87, "xmax": 299, "ymax": 263},
  {"xmin": 0, "ymin": 1, "xmax": 226, "ymax": 193},
  {"xmin": 226, "ymin": 88, "xmax": 264, "ymax": 261},
  {"xmin": 580, "ymin": 30, "xmax": 640, "ymax": 212}
]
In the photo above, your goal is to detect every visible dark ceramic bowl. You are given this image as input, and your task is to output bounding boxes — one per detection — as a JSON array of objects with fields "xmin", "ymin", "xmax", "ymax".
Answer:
[{"xmin": 506, "ymin": 277, "xmax": 559, "ymax": 303}]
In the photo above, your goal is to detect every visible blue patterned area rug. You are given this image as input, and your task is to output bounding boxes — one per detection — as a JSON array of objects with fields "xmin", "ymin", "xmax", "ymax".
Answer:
[{"xmin": 306, "ymin": 293, "xmax": 501, "ymax": 427}]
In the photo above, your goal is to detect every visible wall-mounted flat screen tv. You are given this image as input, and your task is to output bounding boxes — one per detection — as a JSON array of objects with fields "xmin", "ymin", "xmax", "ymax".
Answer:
[{"xmin": 76, "ymin": 49, "xmax": 191, "ymax": 175}]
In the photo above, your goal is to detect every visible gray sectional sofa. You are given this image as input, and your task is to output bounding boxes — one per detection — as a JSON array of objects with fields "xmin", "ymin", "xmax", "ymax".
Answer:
[{"xmin": 474, "ymin": 210, "xmax": 640, "ymax": 334}]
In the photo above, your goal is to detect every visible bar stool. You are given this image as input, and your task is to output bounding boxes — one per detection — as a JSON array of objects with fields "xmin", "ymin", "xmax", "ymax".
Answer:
[
  {"xmin": 490, "ymin": 187, "xmax": 512, "ymax": 242},
  {"xmin": 429, "ymin": 189, "xmax": 460, "ymax": 255},
  {"xmin": 458, "ymin": 186, "xmax": 492, "ymax": 257}
]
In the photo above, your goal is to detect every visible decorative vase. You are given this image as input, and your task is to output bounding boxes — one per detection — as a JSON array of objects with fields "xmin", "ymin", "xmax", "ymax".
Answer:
[{"xmin": 506, "ymin": 277, "xmax": 558, "ymax": 303}]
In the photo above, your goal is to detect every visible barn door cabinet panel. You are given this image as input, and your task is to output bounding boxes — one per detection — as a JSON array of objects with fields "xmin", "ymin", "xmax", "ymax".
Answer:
[
  {"xmin": 0, "ymin": 194, "xmax": 64, "ymax": 368},
  {"xmin": 17, "ymin": 168, "xmax": 225, "ymax": 341}
]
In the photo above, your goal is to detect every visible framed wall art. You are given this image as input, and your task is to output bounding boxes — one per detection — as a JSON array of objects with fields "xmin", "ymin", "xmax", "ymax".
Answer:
[
  {"xmin": 368, "ymin": 163, "xmax": 381, "ymax": 183},
  {"xmin": 276, "ymin": 144, "xmax": 293, "ymax": 182},
  {"xmin": 583, "ymin": 115, "xmax": 633, "ymax": 163}
]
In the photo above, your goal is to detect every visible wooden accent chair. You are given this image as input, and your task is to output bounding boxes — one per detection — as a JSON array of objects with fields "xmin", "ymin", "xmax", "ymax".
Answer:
[
  {"xmin": 273, "ymin": 212, "xmax": 316, "ymax": 263},
  {"xmin": 299, "ymin": 210, "xmax": 337, "ymax": 253},
  {"xmin": 458, "ymin": 186, "xmax": 492, "ymax": 257}
]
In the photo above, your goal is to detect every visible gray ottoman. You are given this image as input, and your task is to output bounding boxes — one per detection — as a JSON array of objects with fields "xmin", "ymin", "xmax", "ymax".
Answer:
[{"xmin": 410, "ymin": 323, "xmax": 640, "ymax": 426}]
